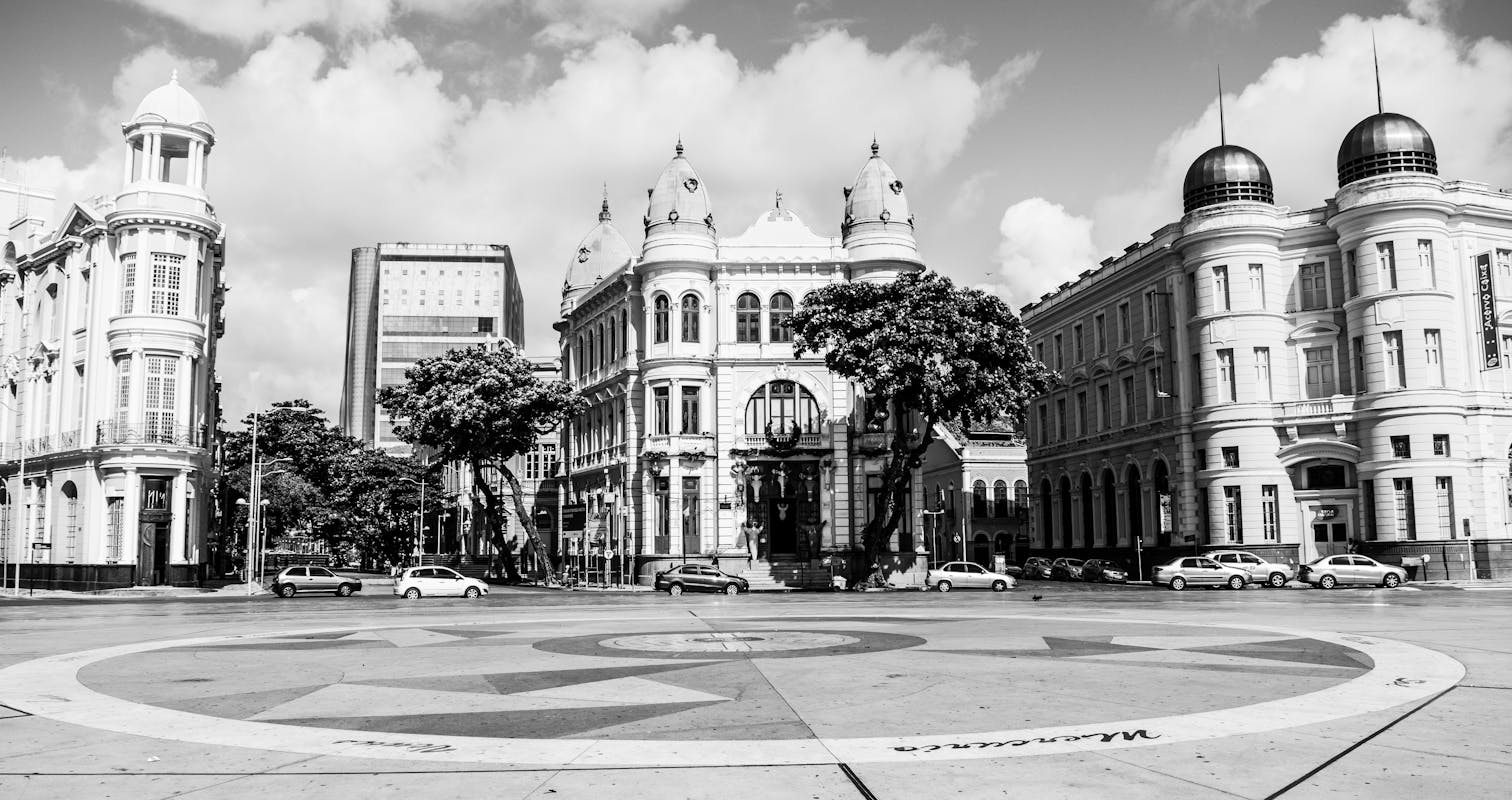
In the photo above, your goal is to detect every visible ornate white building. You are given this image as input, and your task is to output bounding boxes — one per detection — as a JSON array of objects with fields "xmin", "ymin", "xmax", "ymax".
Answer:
[
  {"xmin": 557, "ymin": 141, "xmax": 931, "ymax": 587},
  {"xmin": 0, "ymin": 74, "xmax": 225, "ymax": 590},
  {"xmin": 1022, "ymin": 100, "xmax": 1512, "ymax": 579}
]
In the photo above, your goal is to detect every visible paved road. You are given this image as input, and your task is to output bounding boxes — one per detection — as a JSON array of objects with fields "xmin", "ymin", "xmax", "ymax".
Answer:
[{"xmin": 2, "ymin": 581, "xmax": 1509, "ymax": 799}]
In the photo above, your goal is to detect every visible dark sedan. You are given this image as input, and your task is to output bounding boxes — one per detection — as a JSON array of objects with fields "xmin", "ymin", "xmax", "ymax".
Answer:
[
  {"xmin": 1081, "ymin": 559, "xmax": 1129, "ymax": 584},
  {"xmin": 654, "ymin": 564, "xmax": 749, "ymax": 596}
]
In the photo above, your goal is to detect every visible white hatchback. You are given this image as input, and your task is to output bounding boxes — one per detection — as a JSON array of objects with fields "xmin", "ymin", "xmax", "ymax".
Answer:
[{"xmin": 393, "ymin": 566, "xmax": 489, "ymax": 599}]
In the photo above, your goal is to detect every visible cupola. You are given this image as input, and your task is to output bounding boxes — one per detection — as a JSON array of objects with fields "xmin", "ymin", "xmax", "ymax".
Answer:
[
  {"xmin": 1182, "ymin": 145, "xmax": 1274, "ymax": 212},
  {"xmin": 841, "ymin": 139, "xmax": 918, "ymax": 265},
  {"xmin": 1336, "ymin": 112, "xmax": 1437, "ymax": 188},
  {"xmin": 564, "ymin": 192, "xmax": 633, "ymax": 303},
  {"xmin": 641, "ymin": 140, "xmax": 716, "ymax": 262}
]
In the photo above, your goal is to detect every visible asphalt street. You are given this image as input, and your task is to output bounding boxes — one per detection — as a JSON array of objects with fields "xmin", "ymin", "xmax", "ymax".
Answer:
[{"xmin": 2, "ymin": 579, "xmax": 1510, "ymax": 799}]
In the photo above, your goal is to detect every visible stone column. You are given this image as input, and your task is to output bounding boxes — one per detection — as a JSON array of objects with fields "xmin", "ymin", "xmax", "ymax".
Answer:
[{"xmin": 168, "ymin": 470, "xmax": 187, "ymax": 567}]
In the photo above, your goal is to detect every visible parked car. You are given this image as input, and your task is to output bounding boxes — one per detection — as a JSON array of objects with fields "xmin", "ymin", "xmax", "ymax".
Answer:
[
  {"xmin": 1206, "ymin": 550, "xmax": 1296, "ymax": 588},
  {"xmin": 1022, "ymin": 557, "xmax": 1054, "ymax": 580},
  {"xmin": 392, "ymin": 566, "xmax": 489, "ymax": 599},
  {"xmin": 1150, "ymin": 556, "xmax": 1249, "ymax": 591},
  {"xmin": 654, "ymin": 564, "xmax": 749, "ymax": 596},
  {"xmin": 1049, "ymin": 557, "xmax": 1085, "ymax": 581},
  {"xmin": 1081, "ymin": 559, "xmax": 1129, "ymax": 584},
  {"xmin": 926, "ymin": 561, "xmax": 1017, "ymax": 592},
  {"xmin": 272, "ymin": 566, "xmax": 362, "ymax": 598},
  {"xmin": 1298, "ymin": 554, "xmax": 1407, "ymax": 589}
]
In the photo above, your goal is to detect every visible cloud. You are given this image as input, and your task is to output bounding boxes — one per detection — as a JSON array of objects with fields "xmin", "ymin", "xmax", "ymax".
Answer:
[
  {"xmin": 994, "ymin": 198, "xmax": 1100, "ymax": 309},
  {"xmin": 527, "ymin": 0, "xmax": 692, "ymax": 47},
  {"xmin": 980, "ymin": 51, "xmax": 1040, "ymax": 116},
  {"xmin": 19, "ymin": 25, "xmax": 1024, "ymax": 420},
  {"xmin": 992, "ymin": 9, "xmax": 1512, "ymax": 308},
  {"xmin": 1154, "ymin": 0, "xmax": 1272, "ymax": 28}
]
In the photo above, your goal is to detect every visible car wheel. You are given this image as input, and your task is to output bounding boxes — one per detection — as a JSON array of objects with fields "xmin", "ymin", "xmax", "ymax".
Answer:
[
  {"xmin": 1382, "ymin": 573, "xmax": 1401, "ymax": 588},
  {"xmin": 278, "ymin": 584, "xmax": 296, "ymax": 598},
  {"xmin": 937, "ymin": 580, "xmax": 952, "ymax": 593},
  {"xmin": 668, "ymin": 583, "xmax": 684, "ymax": 597},
  {"xmin": 991, "ymin": 580, "xmax": 1007, "ymax": 592},
  {"xmin": 336, "ymin": 584, "xmax": 354, "ymax": 597},
  {"xmin": 464, "ymin": 586, "xmax": 481, "ymax": 599},
  {"xmin": 1319, "ymin": 574, "xmax": 1337, "ymax": 590},
  {"xmin": 723, "ymin": 583, "xmax": 739, "ymax": 596},
  {"xmin": 1267, "ymin": 572, "xmax": 1286, "ymax": 588},
  {"xmin": 404, "ymin": 587, "xmax": 421, "ymax": 599},
  {"xmin": 1227, "ymin": 575, "xmax": 1245, "ymax": 590},
  {"xmin": 1169, "ymin": 576, "xmax": 1186, "ymax": 591}
]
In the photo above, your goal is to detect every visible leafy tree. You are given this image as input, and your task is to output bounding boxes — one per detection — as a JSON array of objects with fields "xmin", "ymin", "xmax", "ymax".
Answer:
[
  {"xmin": 789, "ymin": 270, "xmax": 1052, "ymax": 582},
  {"xmin": 378, "ymin": 345, "xmax": 585, "ymax": 581}
]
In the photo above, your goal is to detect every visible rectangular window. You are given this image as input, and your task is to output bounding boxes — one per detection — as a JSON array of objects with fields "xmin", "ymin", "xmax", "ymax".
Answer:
[
  {"xmin": 1394, "ymin": 478, "xmax": 1416, "ymax": 540},
  {"xmin": 1391, "ymin": 435, "xmax": 1411, "ymax": 458},
  {"xmin": 1037, "ymin": 404, "xmax": 1049, "ymax": 445},
  {"xmin": 1056, "ymin": 397, "xmax": 1067, "ymax": 441},
  {"xmin": 1118, "ymin": 303, "xmax": 1131, "ymax": 345},
  {"xmin": 1352, "ymin": 337, "xmax": 1366, "ymax": 394},
  {"xmin": 1254, "ymin": 347, "xmax": 1271, "ymax": 400},
  {"xmin": 1224, "ymin": 486, "xmax": 1243, "ymax": 544},
  {"xmin": 1121, "ymin": 375, "xmax": 1136, "ymax": 426},
  {"xmin": 1347, "ymin": 250, "xmax": 1358, "ymax": 297},
  {"xmin": 114, "ymin": 358, "xmax": 131, "ymax": 428},
  {"xmin": 1304, "ymin": 346, "xmax": 1336, "ymax": 398},
  {"xmin": 1222, "ymin": 446, "xmax": 1239, "ymax": 468},
  {"xmin": 1363, "ymin": 480, "xmax": 1376, "ymax": 540},
  {"xmin": 1098, "ymin": 383, "xmax": 1110, "ymax": 430},
  {"xmin": 653, "ymin": 386, "xmax": 670, "ymax": 436},
  {"xmin": 1192, "ymin": 354, "xmax": 1203, "ymax": 406},
  {"xmin": 1261, "ymin": 485, "xmax": 1279, "ymax": 542},
  {"xmin": 1498, "ymin": 249, "xmax": 1512, "ymax": 282},
  {"xmin": 144, "ymin": 356, "xmax": 177, "ymax": 442},
  {"xmin": 119, "ymin": 252, "xmax": 136, "ymax": 314},
  {"xmin": 1196, "ymin": 449, "xmax": 1208, "ymax": 471},
  {"xmin": 1424, "ymin": 329, "xmax": 1444, "ymax": 386},
  {"xmin": 1385, "ymin": 331, "xmax": 1406, "ymax": 389},
  {"xmin": 1217, "ymin": 349, "xmax": 1235, "ymax": 402},
  {"xmin": 680, "ymin": 386, "xmax": 700, "ymax": 434},
  {"xmin": 1095, "ymin": 314, "xmax": 1107, "ymax": 355},
  {"xmin": 1072, "ymin": 324, "xmax": 1084, "ymax": 363},
  {"xmin": 1053, "ymin": 333, "xmax": 1064, "ymax": 371},
  {"xmin": 1076, "ymin": 390, "xmax": 1088, "ymax": 436},
  {"xmin": 1435, "ymin": 477, "xmax": 1455, "ymax": 538},
  {"xmin": 1377, "ymin": 242, "xmax": 1397, "ymax": 290},
  {"xmin": 106, "ymin": 497, "xmax": 124, "ymax": 562},
  {"xmin": 1418, "ymin": 240, "xmax": 1436, "ymax": 288},
  {"xmin": 1248, "ymin": 265, "xmax": 1265, "ymax": 309},
  {"xmin": 1299, "ymin": 262, "xmax": 1327, "ymax": 310},
  {"xmin": 1433, "ymin": 434, "xmax": 1450, "ymax": 456},
  {"xmin": 1144, "ymin": 291, "xmax": 1160, "ymax": 334},
  {"xmin": 1213, "ymin": 266, "xmax": 1230, "ymax": 311}
]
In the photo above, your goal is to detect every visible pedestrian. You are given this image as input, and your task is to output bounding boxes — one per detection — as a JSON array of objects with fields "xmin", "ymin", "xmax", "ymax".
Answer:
[{"xmin": 712, "ymin": 552, "xmax": 721, "ymax": 572}]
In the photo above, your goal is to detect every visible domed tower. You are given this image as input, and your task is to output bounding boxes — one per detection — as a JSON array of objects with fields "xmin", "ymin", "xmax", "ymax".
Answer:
[
  {"xmin": 641, "ymin": 141, "xmax": 716, "ymax": 263},
  {"xmin": 1182, "ymin": 144, "xmax": 1274, "ymax": 213},
  {"xmin": 563, "ymin": 192, "xmax": 633, "ymax": 315},
  {"xmin": 1336, "ymin": 112, "xmax": 1437, "ymax": 188},
  {"xmin": 842, "ymin": 139, "xmax": 920, "ymax": 279}
]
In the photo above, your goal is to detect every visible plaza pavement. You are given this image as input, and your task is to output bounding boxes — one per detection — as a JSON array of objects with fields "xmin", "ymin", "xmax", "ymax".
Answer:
[{"xmin": 1, "ymin": 583, "xmax": 1510, "ymax": 799}]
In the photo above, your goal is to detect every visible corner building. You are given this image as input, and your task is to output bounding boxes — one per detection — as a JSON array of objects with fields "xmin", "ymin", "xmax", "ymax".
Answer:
[
  {"xmin": 0, "ymin": 75, "xmax": 225, "ymax": 589},
  {"xmin": 1022, "ymin": 106, "xmax": 1512, "ymax": 579},
  {"xmin": 557, "ymin": 142, "xmax": 929, "ymax": 587}
]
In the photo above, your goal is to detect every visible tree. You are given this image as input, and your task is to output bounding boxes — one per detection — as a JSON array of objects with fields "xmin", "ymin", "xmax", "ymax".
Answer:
[
  {"xmin": 378, "ymin": 345, "xmax": 585, "ymax": 582},
  {"xmin": 789, "ymin": 270, "xmax": 1052, "ymax": 582}
]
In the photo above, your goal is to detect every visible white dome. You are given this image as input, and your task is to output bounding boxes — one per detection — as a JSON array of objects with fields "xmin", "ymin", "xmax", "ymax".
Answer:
[
  {"xmin": 131, "ymin": 72, "xmax": 214, "ymax": 135},
  {"xmin": 566, "ymin": 197, "xmax": 633, "ymax": 292}
]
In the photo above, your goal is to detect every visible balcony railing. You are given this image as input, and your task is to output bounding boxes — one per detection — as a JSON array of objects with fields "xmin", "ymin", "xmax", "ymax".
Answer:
[
  {"xmin": 644, "ymin": 434, "xmax": 716, "ymax": 456},
  {"xmin": 1277, "ymin": 396, "xmax": 1355, "ymax": 421},
  {"xmin": 1, "ymin": 423, "xmax": 207, "ymax": 461},
  {"xmin": 740, "ymin": 433, "xmax": 827, "ymax": 450}
]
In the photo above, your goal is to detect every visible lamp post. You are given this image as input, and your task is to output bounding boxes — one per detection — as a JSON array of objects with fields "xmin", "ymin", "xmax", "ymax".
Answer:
[
  {"xmin": 398, "ymin": 475, "xmax": 425, "ymax": 567},
  {"xmin": 242, "ymin": 405, "xmax": 316, "ymax": 595}
]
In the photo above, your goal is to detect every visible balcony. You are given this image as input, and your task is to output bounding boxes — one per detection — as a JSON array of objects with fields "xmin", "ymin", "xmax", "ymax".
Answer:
[
  {"xmin": 2, "ymin": 423, "xmax": 208, "ymax": 461},
  {"xmin": 643, "ymin": 434, "xmax": 716, "ymax": 458},
  {"xmin": 740, "ymin": 432, "xmax": 827, "ymax": 450},
  {"xmin": 1277, "ymin": 396, "xmax": 1355, "ymax": 422}
]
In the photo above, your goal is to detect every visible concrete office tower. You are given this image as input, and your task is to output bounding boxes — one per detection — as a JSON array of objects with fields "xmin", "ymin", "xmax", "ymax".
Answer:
[
  {"xmin": 340, "ymin": 242, "xmax": 524, "ymax": 450},
  {"xmin": 0, "ymin": 73, "xmax": 227, "ymax": 590}
]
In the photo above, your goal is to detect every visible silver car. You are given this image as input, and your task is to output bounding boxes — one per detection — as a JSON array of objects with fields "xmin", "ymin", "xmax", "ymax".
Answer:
[
  {"xmin": 1206, "ymin": 550, "xmax": 1296, "ymax": 588},
  {"xmin": 1298, "ymin": 554, "xmax": 1407, "ymax": 589},
  {"xmin": 1150, "ymin": 556, "xmax": 1249, "ymax": 591},
  {"xmin": 272, "ymin": 566, "xmax": 362, "ymax": 598},
  {"xmin": 926, "ymin": 561, "xmax": 1017, "ymax": 592}
]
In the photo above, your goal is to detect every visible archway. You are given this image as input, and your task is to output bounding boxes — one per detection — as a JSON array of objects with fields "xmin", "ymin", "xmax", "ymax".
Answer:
[
  {"xmin": 1058, "ymin": 476, "xmax": 1073, "ymax": 550},
  {"xmin": 1102, "ymin": 469, "xmax": 1117, "ymax": 546},
  {"xmin": 1126, "ymin": 464, "xmax": 1144, "ymax": 547},
  {"xmin": 1038, "ymin": 479, "xmax": 1053, "ymax": 547},
  {"xmin": 1079, "ymin": 472, "xmax": 1094, "ymax": 548},
  {"xmin": 972, "ymin": 533, "xmax": 990, "ymax": 568}
]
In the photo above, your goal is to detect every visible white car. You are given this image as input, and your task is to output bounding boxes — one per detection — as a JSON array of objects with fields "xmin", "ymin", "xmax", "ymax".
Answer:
[
  {"xmin": 926, "ymin": 561, "xmax": 1017, "ymax": 592},
  {"xmin": 393, "ymin": 566, "xmax": 489, "ymax": 599},
  {"xmin": 1205, "ymin": 550, "xmax": 1296, "ymax": 588}
]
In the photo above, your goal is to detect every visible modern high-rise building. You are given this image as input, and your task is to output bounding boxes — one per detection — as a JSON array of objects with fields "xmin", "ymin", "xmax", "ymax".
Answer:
[
  {"xmin": 1, "ymin": 74, "xmax": 227, "ymax": 590},
  {"xmin": 1020, "ymin": 97, "xmax": 1512, "ymax": 579},
  {"xmin": 340, "ymin": 242, "xmax": 524, "ymax": 451}
]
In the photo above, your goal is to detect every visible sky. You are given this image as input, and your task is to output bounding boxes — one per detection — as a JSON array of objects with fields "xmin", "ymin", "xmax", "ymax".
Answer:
[{"xmin": 2, "ymin": 0, "xmax": 1510, "ymax": 428}]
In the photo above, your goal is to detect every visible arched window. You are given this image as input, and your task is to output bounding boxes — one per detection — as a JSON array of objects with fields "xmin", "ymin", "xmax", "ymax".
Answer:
[
  {"xmin": 744, "ymin": 380, "xmax": 821, "ymax": 435},
  {"xmin": 586, "ymin": 329, "xmax": 596, "ymax": 371},
  {"xmin": 608, "ymin": 324, "xmax": 616, "ymax": 363},
  {"xmin": 769, "ymin": 292, "xmax": 794, "ymax": 343},
  {"xmin": 1014, "ymin": 480, "xmax": 1028, "ymax": 517},
  {"xmin": 972, "ymin": 480, "xmax": 988, "ymax": 517},
  {"xmin": 993, "ymin": 480, "xmax": 1008, "ymax": 517},
  {"xmin": 680, "ymin": 294, "xmax": 700, "ymax": 342},
  {"xmin": 653, "ymin": 295, "xmax": 670, "ymax": 343},
  {"xmin": 576, "ymin": 336, "xmax": 585, "ymax": 378},
  {"xmin": 736, "ymin": 292, "xmax": 761, "ymax": 342},
  {"xmin": 596, "ymin": 322, "xmax": 605, "ymax": 367},
  {"xmin": 621, "ymin": 311, "xmax": 629, "ymax": 356}
]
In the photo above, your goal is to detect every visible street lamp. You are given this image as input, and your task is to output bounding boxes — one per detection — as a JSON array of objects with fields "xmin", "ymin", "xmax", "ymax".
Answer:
[
  {"xmin": 398, "ymin": 476, "xmax": 425, "ymax": 566},
  {"xmin": 242, "ymin": 405, "xmax": 317, "ymax": 595}
]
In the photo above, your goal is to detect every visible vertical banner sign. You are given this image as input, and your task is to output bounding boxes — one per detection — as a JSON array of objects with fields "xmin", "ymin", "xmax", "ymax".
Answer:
[{"xmin": 1477, "ymin": 251, "xmax": 1499, "ymax": 370}]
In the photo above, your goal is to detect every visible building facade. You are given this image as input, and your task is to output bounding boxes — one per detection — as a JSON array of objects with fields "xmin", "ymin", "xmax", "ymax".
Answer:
[
  {"xmin": 919, "ymin": 421, "xmax": 1031, "ymax": 571},
  {"xmin": 1022, "ymin": 103, "xmax": 1512, "ymax": 579},
  {"xmin": 0, "ymin": 74, "xmax": 226, "ymax": 590},
  {"xmin": 557, "ymin": 142, "xmax": 931, "ymax": 587},
  {"xmin": 340, "ymin": 242, "xmax": 524, "ymax": 450}
]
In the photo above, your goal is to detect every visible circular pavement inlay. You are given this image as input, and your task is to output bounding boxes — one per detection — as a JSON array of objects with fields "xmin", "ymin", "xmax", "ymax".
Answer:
[{"xmin": 537, "ymin": 628, "xmax": 920, "ymax": 659}]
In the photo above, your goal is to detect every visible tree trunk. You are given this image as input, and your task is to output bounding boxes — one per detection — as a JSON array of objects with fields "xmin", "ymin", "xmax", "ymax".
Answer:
[
  {"xmin": 471, "ymin": 460, "xmax": 521, "ymax": 582},
  {"xmin": 470, "ymin": 459, "xmax": 549, "ymax": 582},
  {"xmin": 856, "ymin": 408, "xmax": 937, "ymax": 587},
  {"xmin": 496, "ymin": 461, "xmax": 548, "ymax": 580}
]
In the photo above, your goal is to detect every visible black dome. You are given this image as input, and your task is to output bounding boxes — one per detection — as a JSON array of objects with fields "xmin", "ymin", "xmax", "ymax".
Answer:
[
  {"xmin": 1336, "ymin": 112, "xmax": 1437, "ymax": 187},
  {"xmin": 1182, "ymin": 144, "xmax": 1274, "ymax": 213}
]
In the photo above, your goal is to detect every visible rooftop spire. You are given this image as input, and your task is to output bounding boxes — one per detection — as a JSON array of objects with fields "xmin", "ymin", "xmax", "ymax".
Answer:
[
  {"xmin": 1372, "ymin": 30, "xmax": 1384, "ymax": 113},
  {"xmin": 675, "ymin": 136, "xmax": 683, "ymax": 157},
  {"xmin": 870, "ymin": 135, "xmax": 879, "ymax": 157},
  {"xmin": 1217, "ymin": 65, "xmax": 1227, "ymax": 146},
  {"xmin": 598, "ymin": 183, "xmax": 611, "ymax": 222},
  {"xmin": 170, "ymin": 68, "xmax": 179, "ymax": 84},
  {"xmin": 775, "ymin": 189, "xmax": 783, "ymax": 209}
]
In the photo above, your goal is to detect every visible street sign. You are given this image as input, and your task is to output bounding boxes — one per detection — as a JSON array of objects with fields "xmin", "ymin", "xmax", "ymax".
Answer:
[
  {"xmin": 562, "ymin": 503, "xmax": 586, "ymax": 532},
  {"xmin": 31, "ymin": 542, "xmax": 51, "ymax": 550}
]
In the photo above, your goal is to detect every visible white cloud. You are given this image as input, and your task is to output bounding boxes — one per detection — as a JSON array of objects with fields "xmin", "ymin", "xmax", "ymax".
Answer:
[
  {"xmin": 979, "ymin": 51, "xmax": 1040, "ymax": 116},
  {"xmin": 20, "ymin": 25, "xmax": 1023, "ymax": 420},
  {"xmin": 527, "ymin": 0, "xmax": 692, "ymax": 47},
  {"xmin": 1154, "ymin": 0, "xmax": 1272, "ymax": 28},
  {"xmin": 994, "ymin": 198, "xmax": 1100, "ymax": 309}
]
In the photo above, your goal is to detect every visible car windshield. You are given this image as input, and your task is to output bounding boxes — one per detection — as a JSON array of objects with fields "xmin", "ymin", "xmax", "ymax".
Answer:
[{"xmin": 1065, "ymin": 559, "xmax": 1083, "ymax": 566}]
